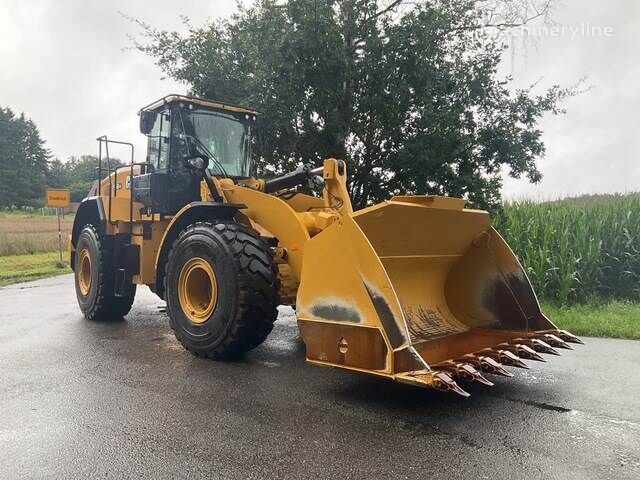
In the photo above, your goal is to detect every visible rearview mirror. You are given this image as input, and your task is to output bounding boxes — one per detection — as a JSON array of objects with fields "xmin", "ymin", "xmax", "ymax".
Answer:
[
  {"xmin": 139, "ymin": 110, "xmax": 157, "ymax": 135},
  {"xmin": 183, "ymin": 155, "xmax": 209, "ymax": 171}
]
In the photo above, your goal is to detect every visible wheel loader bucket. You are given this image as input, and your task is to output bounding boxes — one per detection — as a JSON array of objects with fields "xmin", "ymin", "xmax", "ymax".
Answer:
[{"xmin": 296, "ymin": 196, "xmax": 581, "ymax": 396}]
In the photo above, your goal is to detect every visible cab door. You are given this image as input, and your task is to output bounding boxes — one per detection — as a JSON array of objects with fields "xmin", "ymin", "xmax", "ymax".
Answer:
[{"xmin": 134, "ymin": 106, "xmax": 200, "ymax": 214}]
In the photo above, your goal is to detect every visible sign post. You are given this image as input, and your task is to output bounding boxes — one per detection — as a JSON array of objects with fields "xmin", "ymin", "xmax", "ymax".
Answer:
[
  {"xmin": 46, "ymin": 189, "xmax": 70, "ymax": 264},
  {"xmin": 57, "ymin": 207, "xmax": 62, "ymax": 262}
]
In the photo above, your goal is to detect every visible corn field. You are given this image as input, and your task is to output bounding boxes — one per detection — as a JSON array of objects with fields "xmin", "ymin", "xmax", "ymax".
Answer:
[{"xmin": 494, "ymin": 194, "xmax": 640, "ymax": 305}]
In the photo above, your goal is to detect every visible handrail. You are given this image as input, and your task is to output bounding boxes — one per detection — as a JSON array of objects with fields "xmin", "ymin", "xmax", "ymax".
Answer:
[{"xmin": 95, "ymin": 136, "xmax": 135, "ymax": 225}]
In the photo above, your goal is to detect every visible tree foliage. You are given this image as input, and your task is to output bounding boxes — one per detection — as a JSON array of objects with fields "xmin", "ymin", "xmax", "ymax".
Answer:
[
  {"xmin": 0, "ymin": 107, "xmax": 50, "ymax": 207},
  {"xmin": 136, "ymin": 0, "xmax": 574, "ymax": 209},
  {"xmin": 0, "ymin": 105, "xmax": 122, "ymax": 206},
  {"xmin": 49, "ymin": 155, "xmax": 124, "ymax": 202}
]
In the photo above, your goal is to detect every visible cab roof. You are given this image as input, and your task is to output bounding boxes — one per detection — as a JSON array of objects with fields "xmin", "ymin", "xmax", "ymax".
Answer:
[{"xmin": 139, "ymin": 94, "xmax": 259, "ymax": 116}]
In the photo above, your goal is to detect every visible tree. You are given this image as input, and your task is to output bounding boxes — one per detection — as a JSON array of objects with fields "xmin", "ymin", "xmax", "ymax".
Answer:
[
  {"xmin": 62, "ymin": 155, "xmax": 124, "ymax": 202},
  {"xmin": 43, "ymin": 155, "xmax": 124, "ymax": 202},
  {"xmin": 0, "ymin": 107, "xmax": 50, "ymax": 207},
  {"xmin": 0, "ymin": 106, "xmax": 124, "ymax": 206},
  {"xmin": 46, "ymin": 158, "xmax": 68, "ymax": 189},
  {"xmin": 134, "ymin": 0, "xmax": 575, "ymax": 209}
]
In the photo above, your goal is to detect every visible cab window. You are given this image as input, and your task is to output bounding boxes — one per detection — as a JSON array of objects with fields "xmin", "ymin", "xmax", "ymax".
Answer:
[{"xmin": 146, "ymin": 109, "xmax": 171, "ymax": 170}]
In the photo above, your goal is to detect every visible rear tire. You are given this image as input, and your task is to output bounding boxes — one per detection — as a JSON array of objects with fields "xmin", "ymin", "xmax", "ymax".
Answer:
[
  {"xmin": 74, "ymin": 225, "xmax": 136, "ymax": 321},
  {"xmin": 164, "ymin": 221, "xmax": 279, "ymax": 359}
]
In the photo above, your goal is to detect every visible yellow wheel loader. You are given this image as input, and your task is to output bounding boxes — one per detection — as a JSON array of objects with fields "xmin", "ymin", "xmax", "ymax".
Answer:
[{"xmin": 70, "ymin": 94, "xmax": 582, "ymax": 397}]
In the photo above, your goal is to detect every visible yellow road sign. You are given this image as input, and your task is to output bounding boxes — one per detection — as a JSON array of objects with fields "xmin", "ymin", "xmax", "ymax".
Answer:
[{"xmin": 46, "ymin": 188, "xmax": 70, "ymax": 207}]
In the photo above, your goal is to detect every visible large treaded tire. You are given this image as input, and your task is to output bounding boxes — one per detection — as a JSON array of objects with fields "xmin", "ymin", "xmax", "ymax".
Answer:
[
  {"xmin": 74, "ymin": 225, "xmax": 136, "ymax": 321},
  {"xmin": 164, "ymin": 221, "xmax": 280, "ymax": 359}
]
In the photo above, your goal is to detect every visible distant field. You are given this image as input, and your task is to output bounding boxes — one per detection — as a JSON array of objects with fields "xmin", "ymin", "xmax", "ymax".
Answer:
[{"xmin": 0, "ymin": 212, "xmax": 73, "ymax": 256}]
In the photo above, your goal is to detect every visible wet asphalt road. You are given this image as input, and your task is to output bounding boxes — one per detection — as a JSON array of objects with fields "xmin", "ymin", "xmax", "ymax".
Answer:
[{"xmin": 0, "ymin": 274, "xmax": 639, "ymax": 479}]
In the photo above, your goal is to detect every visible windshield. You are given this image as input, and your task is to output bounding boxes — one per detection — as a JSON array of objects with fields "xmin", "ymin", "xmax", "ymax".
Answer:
[{"xmin": 176, "ymin": 106, "xmax": 253, "ymax": 178}]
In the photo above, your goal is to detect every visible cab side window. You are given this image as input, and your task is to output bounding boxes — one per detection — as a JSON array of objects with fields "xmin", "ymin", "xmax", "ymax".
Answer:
[{"xmin": 146, "ymin": 109, "xmax": 171, "ymax": 170}]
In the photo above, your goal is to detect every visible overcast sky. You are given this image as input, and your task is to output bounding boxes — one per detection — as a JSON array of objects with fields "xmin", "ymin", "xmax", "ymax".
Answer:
[{"xmin": 1, "ymin": 1, "xmax": 638, "ymax": 200}]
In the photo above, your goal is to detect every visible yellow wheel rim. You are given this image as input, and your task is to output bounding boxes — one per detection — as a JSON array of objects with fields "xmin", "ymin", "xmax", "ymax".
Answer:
[
  {"xmin": 78, "ymin": 248, "xmax": 92, "ymax": 296},
  {"xmin": 178, "ymin": 257, "xmax": 218, "ymax": 324}
]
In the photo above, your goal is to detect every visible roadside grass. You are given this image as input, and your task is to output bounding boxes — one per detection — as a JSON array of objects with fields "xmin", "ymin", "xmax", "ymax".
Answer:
[
  {"xmin": 542, "ymin": 301, "xmax": 640, "ymax": 340},
  {"xmin": 0, "ymin": 252, "xmax": 71, "ymax": 287}
]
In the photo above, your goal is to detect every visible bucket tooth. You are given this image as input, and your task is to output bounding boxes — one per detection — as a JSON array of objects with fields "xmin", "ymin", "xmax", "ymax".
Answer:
[
  {"xmin": 429, "ymin": 371, "xmax": 471, "ymax": 397},
  {"xmin": 498, "ymin": 342, "xmax": 546, "ymax": 362},
  {"xmin": 479, "ymin": 356, "xmax": 513, "ymax": 377},
  {"xmin": 499, "ymin": 350, "xmax": 529, "ymax": 369},
  {"xmin": 459, "ymin": 354, "xmax": 512, "ymax": 377},
  {"xmin": 512, "ymin": 338, "xmax": 560, "ymax": 356},
  {"xmin": 538, "ymin": 329, "xmax": 583, "ymax": 345},
  {"xmin": 458, "ymin": 363, "xmax": 494, "ymax": 386},
  {"xmin": 479, "ymin": 348, "xmax": 529, "ymax": 369},
  {"xmin": 554, "ymin": 330, "xmax": 584, "ymax": 345},
  {"xmin": 434, "ymin": 361, "xmax": 494, "ymax": 386},
  {"xmin": 399, "ymin": 370, "xmax": 471, "ymax": 397},
  {"xmin": 536, "ymin": 333, "xmax": 573, "ymax": 350}
]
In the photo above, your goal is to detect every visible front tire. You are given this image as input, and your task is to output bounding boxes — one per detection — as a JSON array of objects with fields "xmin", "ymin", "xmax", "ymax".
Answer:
[
  {"xmin": 165, "ymin": 221, "xmax": 279, "ymax": 359},
  {"xmin": 74, "ymin": 225, "xmax": 136, "ymax": 321}
]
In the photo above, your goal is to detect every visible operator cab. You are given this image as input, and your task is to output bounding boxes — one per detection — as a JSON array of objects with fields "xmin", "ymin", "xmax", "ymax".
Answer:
[{"xmin": 133, "ymin": 94, "xmax": 258, "ymax": 214}]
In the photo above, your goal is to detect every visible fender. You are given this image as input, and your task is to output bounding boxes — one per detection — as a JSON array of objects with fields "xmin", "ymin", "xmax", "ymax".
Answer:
[
  {"xmin": 221, "ymin": 184, "xmax": 311, "ymax": 282},
  {"xmin": 153, "ymin": 202, "xmax": 245, "ymax": 298},
  {"xmin": 70, "ymin": 197, "xmax": 106, "ymax": 269}
]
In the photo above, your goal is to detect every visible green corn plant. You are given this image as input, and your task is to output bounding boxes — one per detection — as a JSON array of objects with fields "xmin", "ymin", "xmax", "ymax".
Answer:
[{"xmin": 495, "ymin": 193, "xmax": 640, "ymax": 305}]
